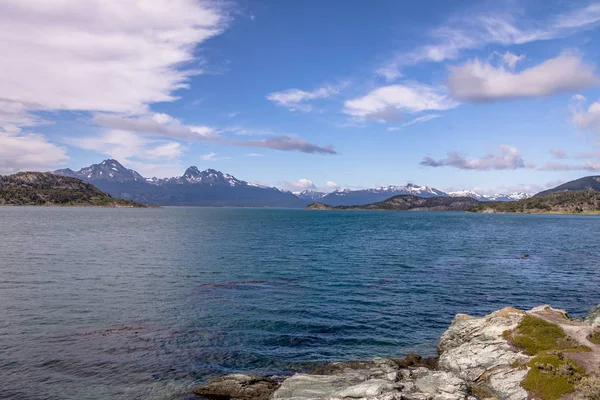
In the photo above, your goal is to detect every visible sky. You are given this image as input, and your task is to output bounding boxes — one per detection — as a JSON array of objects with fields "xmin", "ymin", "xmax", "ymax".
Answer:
[{"xmin": 2, "ymin": 0, "xmax": 600, "ymax": 194}]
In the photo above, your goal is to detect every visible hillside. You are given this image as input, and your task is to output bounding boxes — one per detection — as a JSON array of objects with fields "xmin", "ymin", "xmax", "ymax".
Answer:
[
  {"xmin": 470, "ymin": 190, "xmax": 600, "ymax": 214},
  {"xmin": 536, "ymin": 175, "xmax": 600, "ymax": 196},
  {"xmin": 307, "ymin": 195, "xmax": 480, "ymax": 211},
  {"xmin": 0, "ymin": 172, "xmax": 146, "ymax": 207}
]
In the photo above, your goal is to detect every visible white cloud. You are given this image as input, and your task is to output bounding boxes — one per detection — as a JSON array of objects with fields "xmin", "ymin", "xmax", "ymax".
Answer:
[
  {"xmin": 246, "ymin": 153, "xmax": 264, "ymax": 157},
  {"xmin": 267, "ymin": 84, "xmax": 346, "ymax": 112},
  {"xmin": 325, "ymin": 181, "xmax": 338, "ymax": 190},
  {"xmin": 0, "ymin": 0, "xmax": 229, "ymax": 115},
  {"xmin": 283, "ymin": 179, "xmax": 317, "ymax": 191},
  {"xmin": 571, "ymin": 96, "xmax": 600, "ymax": 134},
  {"xmin": 343, "ymin": 83, "xmax": 457, "ymax": 122},
  {"xmin": 377, "ymin": 4, "xmax": 600, "ymax": 79},
  {"xmin": 387, "ymin": 114, "xmax": 441, "ymax": 131},
  {"xmin": 447, "ymin": 53, "xmax": 599, "ymax": 102},
  {"xmin": 421, "ymin": 145, "xmax": 534, "ymax": 170},
  {"xmin": 0, "ymin": 131, "xmax": 69, "ymax": 174}
]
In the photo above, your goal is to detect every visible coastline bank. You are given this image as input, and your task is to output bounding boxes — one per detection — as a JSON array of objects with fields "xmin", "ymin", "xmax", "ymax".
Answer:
[{"xmin": 193, "ymin": 304, "xmax": 600, "ymax": 400}]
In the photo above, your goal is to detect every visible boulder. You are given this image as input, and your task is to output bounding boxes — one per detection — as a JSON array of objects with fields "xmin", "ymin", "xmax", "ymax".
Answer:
[
  {"xmin": 193, "ymin": 374, "xmax": 279, "ymax": 400},
  {"xmin": 585, "ymin": 304, "xmax": 600, "ymax": 327},
  {"xmin": 271, "ymin": 357, "xmax": 469, "ymax": 400},
  {"xmin": 437, "ymin": 307, "xmax": 530, "ymax": 400}
]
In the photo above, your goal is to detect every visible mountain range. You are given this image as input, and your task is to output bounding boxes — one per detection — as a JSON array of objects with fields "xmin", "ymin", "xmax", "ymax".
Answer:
[{"xmin": 46, "ymin": 159, "xmax": 561, "ymax": 207}]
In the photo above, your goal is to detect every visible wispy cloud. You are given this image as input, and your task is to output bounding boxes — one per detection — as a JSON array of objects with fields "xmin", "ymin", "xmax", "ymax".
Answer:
[
  {"xmin": 201, "ymin": 152, "xmax": 231, "ymax": 161},
  {"xmin": 377, "ymin": 4, "xmax": 600, "ymax": 79},
  {"xmin": 421, "ymin": 145, "xmax": 534, "ymax": 170},
  {"xmin": 539, "ymin": 161, "xmax": 600, "ymax": 171},
  {"xmin": 387, "ymin": 114, "xmax": 442, "ymax": 131},
  {"xmin": 343, "ymin": 83, "xmax": 457, "ymax": 122},
  {"xmin": 93, "ymin": 113, "xmax": 216, "ymax": 141},
  {"xmin": 267, "ymin": 83, "xmax": 347, "ymax": 112},
  {"xmin": 447, "ymin": 53, "xmax": 599, "ymax": 103},
  {"xmin": 246, "ymin": 153, "xmax": 264, "ymax": 157},
  {"xmin": 549, "ymin": 148, "xmax": 568, "ymax": 159},
  {"xmin": 232, "ymin": 136, "xmax": 337, "ymax": 155}
]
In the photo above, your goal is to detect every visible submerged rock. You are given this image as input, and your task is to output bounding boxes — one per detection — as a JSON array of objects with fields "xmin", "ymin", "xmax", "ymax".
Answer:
[{"xmin": 193, "ymin": 374, "xmax": 279, "ymax": 400}]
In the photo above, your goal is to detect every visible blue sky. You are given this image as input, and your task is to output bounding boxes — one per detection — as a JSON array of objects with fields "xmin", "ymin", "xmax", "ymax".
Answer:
[{"xmin": 2, "ymin": 0, "xmax": 600, "ymax": 194}]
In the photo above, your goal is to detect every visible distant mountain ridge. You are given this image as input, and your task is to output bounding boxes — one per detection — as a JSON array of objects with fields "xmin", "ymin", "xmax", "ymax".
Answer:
[
  {"xmin": 52, "ymin": 159, "xmax": 306, "ymax": 207},
  {"xmin": 447, "ymin": 190, "xmax": 531, "ymax": 202},
  {"xmin": 535, "ymin": 176, "xmax": 600, "ymax": 197},
  {"xmin": 49, "ymin": 159, "xmax": 536, "ymax": 207},
  {"xmin": 293, "ymin": 190, "xmax": 327, "ymax": 201}
]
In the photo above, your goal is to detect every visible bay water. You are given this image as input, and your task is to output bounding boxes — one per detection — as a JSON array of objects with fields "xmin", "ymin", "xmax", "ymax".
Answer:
[{"xmin": 1, "ymin": 207, "xmax": 599, "ymax": 399}]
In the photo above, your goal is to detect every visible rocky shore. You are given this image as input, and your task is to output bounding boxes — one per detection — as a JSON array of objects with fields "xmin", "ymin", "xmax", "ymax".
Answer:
[{"xmin": 193, "ymin": 305, "xmax": 600, "ymax": 400}]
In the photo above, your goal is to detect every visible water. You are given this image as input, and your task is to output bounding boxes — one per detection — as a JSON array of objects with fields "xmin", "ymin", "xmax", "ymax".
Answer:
[{"xmin": 1, "ymin": 207, "xmax": 599, "ymax": 399}]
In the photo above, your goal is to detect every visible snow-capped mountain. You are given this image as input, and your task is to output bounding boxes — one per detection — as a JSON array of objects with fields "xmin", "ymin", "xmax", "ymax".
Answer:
[
  {"xmin": 293, "ymin": 190, "xmax": 327, "ymax": 201},
  {"xmin": 448, "ymin": 191, "xmax": 532, "ymax": 202},
  {"xmin": 53, "ymin": 159, "xmax": 144, "ymax": 182},
  {"xmin": 148, "ymin": 167, "xmax": 245, "ymax": 186},
  {"xmin": 53, "ymin": 160, "xmax": 307, "ymax": 207},
  {"xmin": 318, "ymin": 184, "xmax": 447, "ymax": 206}
]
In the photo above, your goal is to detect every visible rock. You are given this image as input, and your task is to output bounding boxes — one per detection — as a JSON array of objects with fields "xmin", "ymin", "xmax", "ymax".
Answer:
[
  {"xmin": 585, "ymin": 304, "xmax": 600, "ymax": 327},
  {"xmin": 437, "ymin": 307, "xmax": 530, "ymax": 400},
  {"xmin": 193, "ymin": 374, "xmax": 279, "ymax": 400},
  {"xmin": 272, "ymin": 357, "xmax": 469, "ymax": 400},
  {"xmin": 414, "ymin": 371, "xmax": 468, "ymax": 400}
]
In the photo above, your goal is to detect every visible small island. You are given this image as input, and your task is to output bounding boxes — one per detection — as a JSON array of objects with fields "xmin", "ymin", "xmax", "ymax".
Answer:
[
  {"xmin": 0, "ymin": 172, "xmax": 147, "ymax": 207},
  {"xmin": 307, "ymin": 195, "xmax": 480, "ymax": 211}
]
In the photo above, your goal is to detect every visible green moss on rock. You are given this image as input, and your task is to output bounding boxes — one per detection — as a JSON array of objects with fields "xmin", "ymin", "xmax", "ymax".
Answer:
[
  {"xmin": 522, "ymin": 354, "xmax": 584, "ymax": 400},
  {"xmin": 504, "ymin": 315, "xmax": 589, "ymax": 355}
]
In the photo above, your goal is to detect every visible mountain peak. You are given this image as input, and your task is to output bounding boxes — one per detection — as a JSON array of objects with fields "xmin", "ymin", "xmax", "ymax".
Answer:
[{"xmin": 183, "ymin": 166, "xmax": 201, "ymax": 177}]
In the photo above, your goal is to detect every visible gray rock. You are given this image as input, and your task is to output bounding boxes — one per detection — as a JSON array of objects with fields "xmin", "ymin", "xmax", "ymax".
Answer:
[
  {"xmin": 437, "ymin": 307, "xmax": 530, "ymax": 400},
  {"xmin": 585, "ymin": 304, "xmax": 600, "ymax": 327},
  {"xmin": 272, "ymin": 357, "xmax": 469, "ymax": 400},
  {"xmin": 193, "ymin": 374, "xmax": 278, "ymax": 400}
]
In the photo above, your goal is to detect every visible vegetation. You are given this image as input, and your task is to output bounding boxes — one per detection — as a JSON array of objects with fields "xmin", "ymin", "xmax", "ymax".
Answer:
[
  {"xmin": 0, "ymin": 172, "xmax": 146, "ymax": 207},
  {"xmin": 522, "ymin": 353, "xmax": 584, "ymax": 400},
  {"xmin": 503, "ymin": 315, "xmax": 593, "ymax": 399},
  {"xmin": 504, "ymin": 315, "xmax": 590, "ymax": 355},
  {"xmin": 470, "ymin": 191, "xmax": 600, "ymax": 214},
  {"xmin": 587, "ymin": 330, "xmax": 600, "ymax": 345},
  {"xmin": 576, "ymin": 370, "xmax": 600, "ymax": 400}
]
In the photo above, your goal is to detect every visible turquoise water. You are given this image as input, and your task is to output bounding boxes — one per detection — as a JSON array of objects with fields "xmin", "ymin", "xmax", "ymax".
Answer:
[{"xmin": 0, "ymin": 207, "xmax": 599, "ymax": 399}]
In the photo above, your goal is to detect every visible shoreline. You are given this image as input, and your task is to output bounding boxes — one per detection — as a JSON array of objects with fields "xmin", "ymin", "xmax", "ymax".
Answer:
[{"xmin": 193, "ymin": 304, "xmax": 600, "ymax": 400}]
